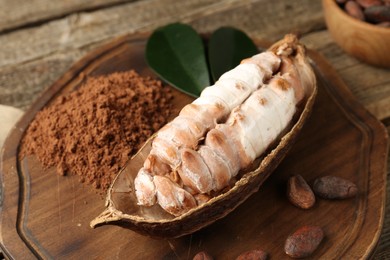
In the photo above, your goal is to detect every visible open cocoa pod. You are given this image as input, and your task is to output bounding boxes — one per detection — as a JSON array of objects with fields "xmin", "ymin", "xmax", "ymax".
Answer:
[{"xmin": 90, "ymin": 35, "xmax": 318, "ymax": 238}]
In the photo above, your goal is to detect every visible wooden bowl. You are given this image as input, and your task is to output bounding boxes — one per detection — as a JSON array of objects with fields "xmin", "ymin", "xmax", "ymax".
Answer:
[{"xmin": 322, "ymin": 0, "xmax": 390, "ymax": 68}]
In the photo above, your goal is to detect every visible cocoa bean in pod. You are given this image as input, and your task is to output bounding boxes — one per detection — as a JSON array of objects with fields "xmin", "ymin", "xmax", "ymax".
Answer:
[
  {"xmin": 287, "ymin": 175, "xmax": 315, "ymax": 209},
  {"xmin": 284, "ymin": 225, "xmax": 324, "ymax": 258},
  {"xmin": 236, "ymin": 249, "xmax": 268, "ymax": 260},
  {"xmin": 193, "ymin": 251, "xmax": 213, "ymax": 260},
  {"xmin": 345, "ymin": 1, "xmax": 366, "ymax": 20},
  {"xmin": 364, "ymin": 5, "xmax": 390, "ymax": 23},
  {"xmin": 356, "ymin": 0, "xmax": 383, "ymax": 9},
  {"xmin": 313, "ymin": 176, "xmax": 357, "ymax": 199}
]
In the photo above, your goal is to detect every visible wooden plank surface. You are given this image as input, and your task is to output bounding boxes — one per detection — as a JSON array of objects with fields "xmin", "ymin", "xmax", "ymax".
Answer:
[
  {"xmin": 0, "ymin": 0, "xmax": 389, "ymax": 258},
  {"xmin": 0, "ymin": 0, "xmax": 138, "ymax": 33}
]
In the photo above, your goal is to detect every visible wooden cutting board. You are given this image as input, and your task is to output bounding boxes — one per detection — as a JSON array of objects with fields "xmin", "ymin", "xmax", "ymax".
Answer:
[{"xmin": 0, "ymin": 33, "xmax": 388, "ymax": 259}]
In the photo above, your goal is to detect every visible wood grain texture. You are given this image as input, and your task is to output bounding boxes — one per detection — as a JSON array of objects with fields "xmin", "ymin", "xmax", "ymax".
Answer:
[
  {"xmin": 0, "ymin": 44, "xmax": 105, "ymax": 110},
  {"xmin": 0, "ymin": 0, "xmax": 231, "ymax": 68},
  {"xmin": 0, "ymin": 0, "xmax": 138, "ymax": 33},
  {"xmin": 374, "ymin": 131, "xmax": 390, "ymax": 259},
  {"xmin": 373, "ymin": 120, "xmax": 390, "ymax": 259},
  {"xmin": 0, "ymin": 34, "xmax": 387, "ymax": 259}
]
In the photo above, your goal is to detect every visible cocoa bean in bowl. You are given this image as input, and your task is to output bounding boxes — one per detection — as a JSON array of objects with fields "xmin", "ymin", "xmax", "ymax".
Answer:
[{"xmin": 322, "ymin": 0, "xmax": 390, "ymax": 68}]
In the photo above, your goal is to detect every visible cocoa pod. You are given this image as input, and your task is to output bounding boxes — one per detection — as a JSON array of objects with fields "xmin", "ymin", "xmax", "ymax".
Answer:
[
  {"xmin": 356, "ymin": 0, "xmax": 383, "ymax": 9},
  {"xmin": 193, "ymin": 251, "xmax": 213, "ymax": 260},
  {"xmin": 364, "ymin": 5, "xmax": 390, "ymax": 23},
  {"xmin": 236, "ymin": 249, "xmax": 268, "ymax": 260},
  {"xmin": 345, "ymin": 1, "xmax": 366, "ymax": 20},
  {"xmin": 284, "ymin": 225, "xmax": 324, "ymax": 258},
  {"xmin": 312, "ymin": 176, "xmax": 357, "ymax": 199},
  {"xmin": 287, "ymin": 175, "xmax": 315, "ymax": 209}
]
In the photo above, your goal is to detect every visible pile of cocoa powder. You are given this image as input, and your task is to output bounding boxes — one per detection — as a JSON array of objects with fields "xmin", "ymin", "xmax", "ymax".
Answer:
[{"xmin": 21, "ymin": 70, "xmax": 172, "ymax": 192}]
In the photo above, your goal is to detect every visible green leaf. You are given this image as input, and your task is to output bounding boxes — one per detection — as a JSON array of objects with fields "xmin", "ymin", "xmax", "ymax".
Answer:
[
  {"xmin": 146, "ymin": 23, "xmax": 210, "ymax": 97},
  {"xmin": 208, "ymin": 27, "xmax": 259, "ymax": 82}
]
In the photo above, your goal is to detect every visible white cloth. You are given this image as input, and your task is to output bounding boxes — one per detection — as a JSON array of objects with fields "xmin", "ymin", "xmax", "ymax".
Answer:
[{"xmin": 0, "ymin": 105, "xmax": 24, "ymax": 150}]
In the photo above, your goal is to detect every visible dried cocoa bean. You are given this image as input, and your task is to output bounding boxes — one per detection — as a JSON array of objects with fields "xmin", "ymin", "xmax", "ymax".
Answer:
[
  {"xmin": 313, "ymin": 176, "xmax": 357, "ymax": 199},
  {"xmin": 356, "ymin": 0, "xmax": 383, "ymax": 9},
  {"xmin": 236, "ymin": 249, "xmax": 268, "ymax": 260},
  {"xmin": 193, "ymin": 251, "xmax": 213, "ymax": 260},
  {"xmin": 336, "ymin": 0, "xmax": 348, "ymax": 4},
  {"xmin": 287, "ymin": 175, "xmax": 315, "ymax": 209},
  {"xmin": 364, "ymin": 5, "xmax": 390, "ymax": 23},
  {"xmin": 284, "ymin": 225, "xmax": 324, "ymax": 258},
  {"xmin": 345, "ymin": 1, "xmax": 366, "ymax": 20},
  {"xmin": 377, "ymin": 21, "xmax": 390, "ymax": 26}
]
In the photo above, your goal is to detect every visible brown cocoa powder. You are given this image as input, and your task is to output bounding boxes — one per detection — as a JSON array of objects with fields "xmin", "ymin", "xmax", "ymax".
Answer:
[{"xmin": 21, "ymin": 70, "xmax": 173, "ymax": 192}]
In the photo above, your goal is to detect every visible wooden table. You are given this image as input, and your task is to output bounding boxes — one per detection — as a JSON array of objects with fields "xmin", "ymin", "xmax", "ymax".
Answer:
[{"xmin": 0, "ymin": 0, "xmax": 389, "ymax": 258}]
